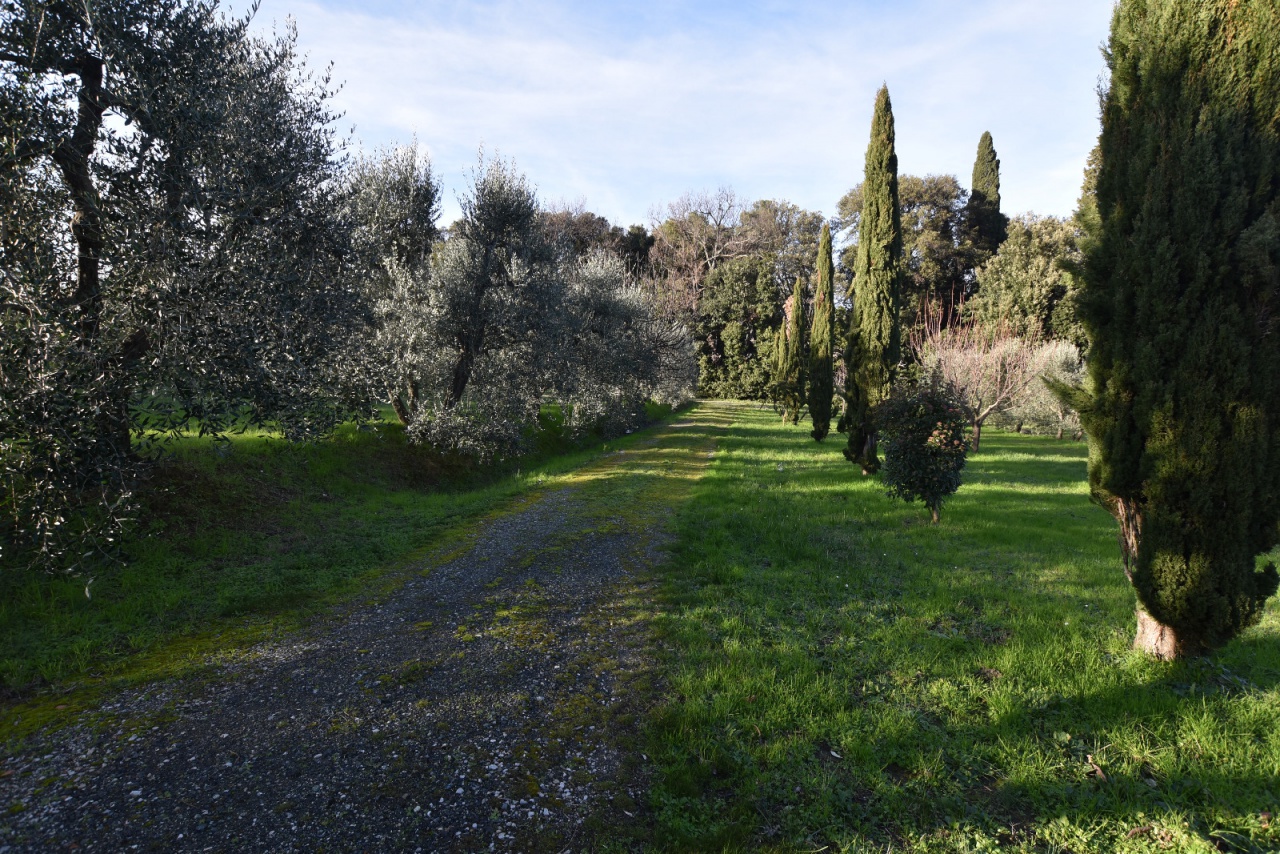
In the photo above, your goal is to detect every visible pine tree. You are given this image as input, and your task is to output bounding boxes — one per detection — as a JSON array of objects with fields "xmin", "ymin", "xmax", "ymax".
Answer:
[
  {"xmin": 967, "ymin": 131, "xmax": 1007, "ymax": 258},
  {"xmin": 775, "ymin": 276, "xmax": 807, "ymax": 424},
  {"xmin": 843, "ymin": 85, "xmax": 903, "ymax": 473},
  {"xmin": 1064, "ymin": 0, "xmax": 1280, "ymax": 658},
  {"xmin": 808, "ymin": 222, "xmax": 835, "ymax": 440}
]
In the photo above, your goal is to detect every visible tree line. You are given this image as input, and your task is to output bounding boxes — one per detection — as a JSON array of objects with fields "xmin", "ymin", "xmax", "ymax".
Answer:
[
  {"xmin": 4, "ymin": 0, "xmax": 1278, "ymax": 664},
  {"xmin": 637, "ymin": 134, "xmax": 1088, "ymax": 454},
  {"xmin": 685, "ymin": 0, "xmax": 1280, "ymax": 663},
  {"xmin": 0, "ymin": 0, "xmax": 692, "ymax": 572}
]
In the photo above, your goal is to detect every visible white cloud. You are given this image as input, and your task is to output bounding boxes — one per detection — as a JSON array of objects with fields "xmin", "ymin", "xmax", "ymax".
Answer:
[{"xmin": 252, "ymin": 0, "xmax": 1113, "ymax": 226}]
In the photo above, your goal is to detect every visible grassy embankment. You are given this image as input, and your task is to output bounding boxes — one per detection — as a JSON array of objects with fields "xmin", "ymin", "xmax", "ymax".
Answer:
[
  {"xmin": 647, "ymin": 402, "xmax": 1280, "ymax": 853},
  {"xmin": 0, "ymin": 404, "xmax": 677, "ymax": 711}
]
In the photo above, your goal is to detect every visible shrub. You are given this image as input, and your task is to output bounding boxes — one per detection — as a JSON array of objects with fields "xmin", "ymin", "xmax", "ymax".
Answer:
[{"xmin": 876, "ymin": 370, "xmax": 968, "ymax": 523}]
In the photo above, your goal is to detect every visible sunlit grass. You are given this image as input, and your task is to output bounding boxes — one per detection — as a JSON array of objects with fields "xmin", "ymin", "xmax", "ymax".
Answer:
[
  {"xmin": 0, "ymin": 404, "xmax": 681, "ymax": 701},
  {"xmin": 647, "ymin": 402, "xmax": 1280, "ymax": 853}
]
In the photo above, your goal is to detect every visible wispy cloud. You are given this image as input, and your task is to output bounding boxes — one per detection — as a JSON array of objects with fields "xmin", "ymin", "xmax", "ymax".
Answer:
[{"xmin": 253, "ymin": 0, "xmax": 1113, "ymax": 225}]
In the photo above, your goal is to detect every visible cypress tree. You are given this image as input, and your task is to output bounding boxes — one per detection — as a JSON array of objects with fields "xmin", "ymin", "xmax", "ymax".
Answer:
[
  {"xmin": 808, "ymin": 222, "xmax": 835, "ymax": 440},
  {"xmin": 967, "ymin": 131, "xmax": 1007, "ymax": 257},
  {"xmin": 843, "ymin": 85, "xmax": 903, "ymax": 473},
  {"xmin": 775, "ymin": 276, "xmax": 807, "ymax": 425},
  {"xmin": 1065, "ymin": 0, "xmax": 1280, "ymax": 658}
]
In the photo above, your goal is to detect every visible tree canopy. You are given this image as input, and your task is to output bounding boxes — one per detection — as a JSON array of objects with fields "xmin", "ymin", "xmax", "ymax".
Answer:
[
  {"xmin": 1, "ymin": 0, "xmax": 356, "ymax": 569},
  {"xmin": 968, "ymin": 214, "xmax": 1084, "ymax": 345},
  {"xmin": 695, "ymin": 256, "xmax": 780, "ymax": 400},
  {"xmin": 838, "ymin": 174, "xmax": 977, "ymax": 336},
  {"xmin": 1069, "ymin": 0, "xmax": 1280, "ymax": 658},
  {"xmin": 967, "ymin": 131, "xmax": 1008, "ymax": 257},
  {"xmin": 844, "ymin": 85, "xmax": 904, "ymax": 474}
]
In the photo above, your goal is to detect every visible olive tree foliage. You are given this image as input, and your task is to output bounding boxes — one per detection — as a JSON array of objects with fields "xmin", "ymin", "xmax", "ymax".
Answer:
[
  {"xmin": 556, "ymin": 252, "xmax": 694, "ymax": 436},
  {"xmin": 990, "ymin": 341, "xmax": 1085, "ymax": 439},
  {"xmin": 364, "ymin": 157, "xmax": 693, "ymax": 458},
  {"xmin": 381, "ymin": 158, "xmax": 561, "ymax": 457},
  {"xmin": 1, "ymin": 0, "xmax": 356, "ymax": 571},
  {"xmin": 339, "ymin": 143, "xmax": 442, "ymax": 426}
]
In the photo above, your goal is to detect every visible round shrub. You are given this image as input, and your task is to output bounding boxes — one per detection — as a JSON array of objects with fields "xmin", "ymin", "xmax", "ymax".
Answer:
[{"xmin": 876, "ymin": 369, "xmax": 968, "ymax": 523}]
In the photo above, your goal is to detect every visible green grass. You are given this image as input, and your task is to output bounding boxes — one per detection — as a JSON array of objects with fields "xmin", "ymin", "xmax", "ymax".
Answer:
[
  {"xmin": 647, "ymin": 402, "xmax": 1280, "ymax": 853},
  {"xmin": 0, "ymin": 403, "xmax": 678, "ymax": 703}
]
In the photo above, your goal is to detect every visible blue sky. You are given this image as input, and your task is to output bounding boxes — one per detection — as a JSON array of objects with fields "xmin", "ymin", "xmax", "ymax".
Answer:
[{"xmin": 252, "ymin": 0, "xmax": 1115, "ymax": 227}]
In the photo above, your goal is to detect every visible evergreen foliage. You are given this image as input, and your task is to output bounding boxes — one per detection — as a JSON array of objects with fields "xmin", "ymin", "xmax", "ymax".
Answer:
[
  {"xmin": 968, "ymin": 214, "xmax": 1085, "ymax": 345},
  {"xmin": 967, "ymin": 131, "xmax": 1008, "ymax": 258},
  {"xmin": 772, "ymin": 277, "xmax": 807, "ymax": 424},
  {"xmin": 807, "ymin": 223, "xmax": 835, "ymax": 440},
  {"xmin": 838, "ymin": 174, "xmax": 979, "ymax": 336},
  {"xmin": 877, "ymin": 369, "xmax": 968, "ymax": 523},
  {"xmin": 382, "ymin": 157, "xmax": 693, "ymax": 458},
  {"xmin": 1072, "ymin": 0, "xmax": 1280, "ymax": 657},
  {"xmin": 341, "ymin": 143, "xmax": 442, "ymax": 427},
  {"xmin": 695, "ymin": 256, "xmax": 781, "ymax": 399},
  {"xmin": 0, "ymin": 1, "xmax": 355, "ymax": 571},
  {"xmin": 843, "ymin": 85, "xmax": 904, "ymax": 474}
]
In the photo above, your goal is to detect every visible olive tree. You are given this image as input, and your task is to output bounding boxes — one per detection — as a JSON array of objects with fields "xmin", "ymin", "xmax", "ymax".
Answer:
[
  {"xmin": 557, "ymin": 252, "xmax": 694, "ymax": 437},
  {"xmin": 996, "ymin": 341, "xmax": 1085, "ymax": 439},
  {"xmin": 1, "ymin": 1, "xmax": 356, "ymax": 570},
  {"xmin": 377, "ymin": 156, "xmax": 692, "ymax": 458},
  {"xmin": 341, "ymin": 143, "xmax": 442, "ymax": 426}
]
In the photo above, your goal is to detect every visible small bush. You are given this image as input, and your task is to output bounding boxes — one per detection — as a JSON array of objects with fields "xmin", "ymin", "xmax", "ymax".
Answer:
[{"xmin": 876, "ymin": 369, "xmax": 968, "ymax": 522}]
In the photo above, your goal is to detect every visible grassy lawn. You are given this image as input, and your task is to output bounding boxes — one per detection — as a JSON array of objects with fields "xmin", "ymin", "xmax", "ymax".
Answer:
[
  {"xmin": 0, "ymin": 405, "xmax": 676, "ymax": 706},
  {"xmin": 647, "ymin": 401, "xmax": 1280, "ymax": 853}
]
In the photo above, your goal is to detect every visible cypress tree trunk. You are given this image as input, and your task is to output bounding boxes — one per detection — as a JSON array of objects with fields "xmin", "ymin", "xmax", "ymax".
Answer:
[
  {"xmin": 1077, "ymin": 0, "xmax": 1280, "ymax": 658},
  {"xmin": 967, "ymin": 131, "xmax": 1007, "ymax": 259},
  {"xmin": 809, "ymin": 223, "xmax": 835, "ymax": 440},
  {"xmin": 843, "ymin": 85, "xmax": 903, "ymax": 475}
]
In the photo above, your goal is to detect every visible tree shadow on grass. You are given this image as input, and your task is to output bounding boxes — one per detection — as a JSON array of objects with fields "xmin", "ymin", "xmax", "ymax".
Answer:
[
  {"xmin": 649, "ymin": 404, "xmax": 1280, "ymax": 851},
  {"xmin": 860, "ymin": 659, "xmax": 1280, "ymax": 851}
]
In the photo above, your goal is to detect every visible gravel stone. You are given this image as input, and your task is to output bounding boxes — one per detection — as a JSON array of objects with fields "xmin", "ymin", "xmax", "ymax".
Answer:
[{"xmin": 0, "ymin": 416, "xmax": 721, "ymax": 852}]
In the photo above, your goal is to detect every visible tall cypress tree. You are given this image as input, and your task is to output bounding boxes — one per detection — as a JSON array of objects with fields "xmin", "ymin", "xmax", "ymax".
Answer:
[
  {"xmin": 967, "ymin": 131, "xmax": 1007, "ymax": 258},
  {"xmin": 775, "ymin": 276, "xmax": 807, "ymax": 425},
  {"xmin": 808, "ymin": 222, "xmax": 835, "ymax": 440},
  {"xmin": 1062, "ymin": 0, "xmax": 1280, "ymax": 658},
  {"xmin": 843, "ymin": 85, "xmax": 903, "ymax": 473}
]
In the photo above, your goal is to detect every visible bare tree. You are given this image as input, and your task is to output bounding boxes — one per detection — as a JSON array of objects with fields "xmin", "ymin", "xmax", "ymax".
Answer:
[
  {"xmin": 913, "ymin": 307, "xmax": 1045, "ymax": 451},
  {"xmin": 645, "ymin": 188, "xmax": 749, "ymax": 317}
]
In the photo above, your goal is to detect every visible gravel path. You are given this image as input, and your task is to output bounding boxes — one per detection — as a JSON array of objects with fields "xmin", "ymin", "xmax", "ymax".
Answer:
[{"xmin": 0, "ymin": 406, "xmax": 731, "ymax": 852}]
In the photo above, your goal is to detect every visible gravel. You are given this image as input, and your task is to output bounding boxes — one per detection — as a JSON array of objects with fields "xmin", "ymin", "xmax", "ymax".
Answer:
[{"xmin": 0, "ymin": 448, "xmax": 698, "ymax": 854}]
